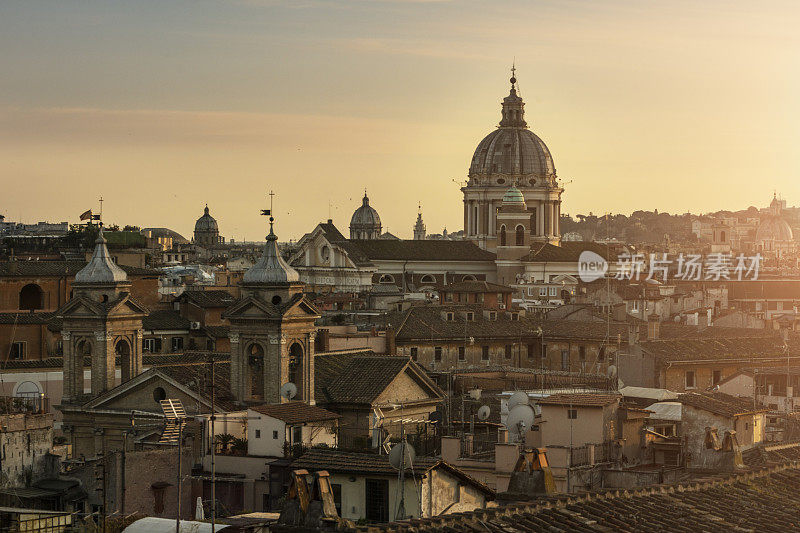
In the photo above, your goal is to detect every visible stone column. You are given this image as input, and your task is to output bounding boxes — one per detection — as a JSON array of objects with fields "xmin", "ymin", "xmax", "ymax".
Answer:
[
  {"xmin": 91, "ymin": 331, "xmax": 112, "ymax": 396},
  {"xmin": 463, "ymin": 199, "xmax": 469, "ymax": 236},
  {"xmin": 266, "ymin": 334, "xmax": 282, "ymax": 404},
  {"xmin": 62, "ymin": 332, "xmax": 73, "ymax": 402},
  {"xmin": 229, "ymin": 333, "xmax": 241, "ymax": 402},
  {"xmin": 556, "ymin": 202, "xmax": 561, "ymax": 237},
  {"xmin": 538, "ymin": 202, "xmax": 545, "ymax": 237},
  {"xmin": 134, "ymin": 329, "xmax": 143, "ymax": 378}
]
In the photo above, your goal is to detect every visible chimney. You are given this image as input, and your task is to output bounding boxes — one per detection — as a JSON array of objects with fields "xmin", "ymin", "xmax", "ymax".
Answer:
[
  {"xmin": 385, "ymin": 326, "xmax": 396, "ymax": 355},
  {"xmin": 315, "ymin": 329, "xmax": 331, "ymax": 353},
  {"xmin": 647, "ymin": 314, "xmax": 660, "ymax": 340}
]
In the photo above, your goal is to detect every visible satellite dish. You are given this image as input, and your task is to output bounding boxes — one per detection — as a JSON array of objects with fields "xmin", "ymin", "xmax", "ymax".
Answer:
[
  {"xmin": 477, "ymin": 405, "xmax": 491, "ymax": 421},
  {"xmin": 469, "ymin": 388, "xmax": 482, "ymax": 401},
  {"xmin": 507, "ymin": 391, "xmax": 529, "ymax": 411},
  {"xmin": 607, "ymin": 365, "xmax": 618, "ymax": 379},
  {"xmin": 428, "ymin": 411, "xmax": 442, "ymax": 424},
  {"xmin": 280, "ymin": 382, "xmax": 297, "ymax": 400},
  {"xmin": 388, "ymin": 441, "xmax": 416, "ymax": 470},
  {"xmin": 506, "ymin": 404, "xmax": 535, "ymax": 441}
]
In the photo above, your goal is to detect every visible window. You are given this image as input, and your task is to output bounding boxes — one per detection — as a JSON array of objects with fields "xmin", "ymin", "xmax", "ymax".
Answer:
[
  {"xmin": 549, "ymin": 287, "xmax": 557, "ymax": 297},
  {"xmin": 292, "ymin": 426, "xmax": 302, "ymax": 444},
  {"xmin": 712, "ymin": 370, "xmax": 722, "ymax": 385},
  {"xmin": 515, "ymin": 225, "xmax": 525, "ymax": 246},
  {"xmin": 527, "ymin": 344, "xmax": 536, "ymax": 358},
  {"xmin": 420, "ymin": 274, "xmax": 436, "ymax": 284},
  {"xmin": 579, "ymin": 346, "xmax": 586, "ymax": 361},
  {"xmin": 410, "ymin": 347, "xmax": 418, "ymax": 361},
  {"xmin": 153, "ymin": 387, "xmax": 166, "ymax": 402},
  {"xmin": 332, "ymin": 483, "xmax": 342, "ymax": 517},
  {"xmin": 10, "ymin": 342, "xmax": 26, "ymax": 360},
  {"xmin": 379, "ymin": 274, "xmax": 395, "ymax": 284},
  {"xmin": 482, "ymin": 346, "xmax": 490, "ymax": 361},
  {"xmin": 19, "ymin": 283, "xmax": 43, "ymax": 311},
  {"xmin": 539, "ymin": 287, "xmax": 548, "ymax": 297},
  {"xmin": 631, "ymin": 301, "xmax": 639, "ymax": 312},
  {"xmin": 171, "ymin": 336, "xmax": 184, "ymax": 352},
  {"xmin": 365, "ymin": 479, "xmax": 389, "ymax": 522},
  {"xmin": 567, "ymin": 409, "xmax": 578, "ymax": 419},
  {"xmin": 453, "ymin": 482, "xmax": 461, "ymax": 503},
  {"xmin": 272, "ymin": 430, "xmax": 279, "ymax": 439},
  {"xmin": 685, "ymin": 371, "xmax": 696, "ymax": 389},
  {"xmin": 499, "ymin": 225, "xmax": 506, "ymax": 246},
  {"xmin": 446, "ymin": 312, "xmax": 455, "ymax": 321},
  {"xmin": 561, "ymin": 350, "xmax": 569, "ymax": 371},
  {"xmin": 144, "ymin": 338, "xmax": 162, "ymax": 353},
  {"xmin": 504, "ymin": 345, "xmax": 512, "ymax": 358},
  {"xmin": 598, "ymin": 346, "xmax": 606, "ymax": 361},
  {"xmin": 745, "ymin": 422, "xmax": 749, "ymax": 430},
  {"xmin": 434, "ymin": 347, "xmax": 442, "ymax": 362},
  {"xmin": 466, "ymin": 312, "xmax": 474, "ymax": 321},
  {"xmin": 510, "ymin": 312, "xmax": 519, "ymax": 321},
  {"xmin": 255, "ymin": 430, "xmax": 261, "ymax": 439},
  {"xmin": 489, "ymin": 311, "xmax": 497, "ymax": 321},
  {"xmin": 458, "ymin": 346, "xmax": 466, "ymax": 361}
]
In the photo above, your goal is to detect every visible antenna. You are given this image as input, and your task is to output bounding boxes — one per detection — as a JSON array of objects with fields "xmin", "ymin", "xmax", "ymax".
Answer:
[{"xmin": 280, "ymin": 382, "xmax": 297, "ymax": 401}]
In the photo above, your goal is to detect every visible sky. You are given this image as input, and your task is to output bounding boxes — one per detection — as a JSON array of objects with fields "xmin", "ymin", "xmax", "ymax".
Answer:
[{"xmin": 1, "ymin": 0, "xmax": 799, "ymax": 241}]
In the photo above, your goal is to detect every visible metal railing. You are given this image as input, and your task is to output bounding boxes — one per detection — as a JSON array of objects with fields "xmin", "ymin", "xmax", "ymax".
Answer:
[{"xmin": 0, "ymin": 395, "xmax": 49, "ymax": 414}]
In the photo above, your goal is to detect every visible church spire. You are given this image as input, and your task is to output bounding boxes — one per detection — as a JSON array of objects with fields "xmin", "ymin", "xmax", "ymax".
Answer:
[
  {"xmin": 243, "ymin": 193, "xmax": 299, "ymax": 285},
  {"xmin": 499, "ymin": 65, "xmax": 527, "ymax": 128},
  {"xmin": 74, "ymin": 211, "xmax": 128, "ymax": 285},
  {"xmin": 413, "ymin": 203, "xmax": 426, "ymax": 240}
]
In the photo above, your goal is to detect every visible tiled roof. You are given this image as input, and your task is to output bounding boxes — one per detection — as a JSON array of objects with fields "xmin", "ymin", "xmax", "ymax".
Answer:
[
  {"xmin": 362, "ymin": 464, "xmax": 800, "ymax": 532},
  {"xmin": 438, "ymin": 280, "xmax": 514, "ymax": 293},
  {"xmin": 142, "ymin": 310, "xmax": 190, "ymax": 331},
  {"xmin": 313, "ymin": 350, "xmax": 376, "ymax": 402},
  {"xmin": 0, "ymin": 351, "xmax": 229, "ymax": 371},
  {"xmin": 538, "ymin": 392, "xmax": 622, "ymax": 407},
  {"xmin": 180, "ymin": 289, "xmax": 237, "ymax": 308},
  {"xmin": 729, "ymin": 280, "xmax": 800, "ymax": 300},
  {"xmin": 322, "ymin": 356, "xmax": 411, "ymax": 404},
  {"xmin": 0, "ymin": 312, "xmax": 55, "ymax": 325},
  {"xmin": 640, "ymin": 336, "xmax": 782, "ymax": 362},
  {"xmin": 339, "ymin": 240, "xmax": 496, "ymax": 263},
  {"xmin": 318, "ymin": 221, "xmax": 347, "ymax": 243},
  {"xmin": 744, "ymin": 442, "xmax": 800, "ymax": 467},
  {"xmin": 250, "ymin": 402, "xmax": 340, "ymax": 424},
  {"xmin": 0, "ymin": 261, "xmax": 157, "ymax": 277},
  {"xmin": 521, "ymin": 241, "xmax": 624, "ymax": 263},
  {"xmin": 678, "ymin": 391, "xmax": 768, "ymax": 418},
  {"xmin": 291, "ymin": 448, "xmax": 437, "ymax": 476},
  {"xmin": 154, "ymin": 361, "xmax": 238, "ymax": 412},
  {"xmin": 202, "ymin": 325, "xmax": 230, "ymax": 338}
]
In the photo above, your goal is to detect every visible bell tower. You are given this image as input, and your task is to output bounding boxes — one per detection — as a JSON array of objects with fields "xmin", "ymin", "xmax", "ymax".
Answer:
[
  {"xmin": 225, "ymin": 198, "xmax": 320, "ymax": 405},
  {"xmin": 58, "ymin": 224, "xmax": 147, "ymax": 403}
]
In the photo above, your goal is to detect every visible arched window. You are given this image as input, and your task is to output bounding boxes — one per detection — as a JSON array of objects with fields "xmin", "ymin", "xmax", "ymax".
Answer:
[
  {"xmin": 420, "ymin": 274, "xmax": 436, "ymax": 285},
  {"xmin": 14, "ymin": 381, "xmax": 41, "ymax": 398},
  {"xmin": 19, "ymin": 284, "xmax": 43, "ymax": 311},
  {"xmin": 462, "ymin": 275, "xmax": 477, "ymax": 282},
  {"xmin": 289, "ymin": 342, "xmax": 304, "ymax": 399},
  {"xmin": 516, "ymin": 225, "xmax": 525, "ymax": 246},
  {"xmin": 247, "ymin": 343, "xmax": 265, "ymax": 400},
  {"xmin": 720, "ymin": 231, "xmax": 726, "ymax": 242},
  {"xmin": 116, "ymin": 339, "xmax": 132, "ymax": 383},
  {"xmin": 379, "ymin": 274, "xmax": 395, "ymax": 284},
  {"xmin": 499, "ymin": 226, "xmax": 507, "ymax": 246}
]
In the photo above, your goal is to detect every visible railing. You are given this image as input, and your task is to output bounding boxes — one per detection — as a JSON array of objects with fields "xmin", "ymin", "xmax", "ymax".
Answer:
[
  {"xmin": 569, "ymin": 442, "xmax": 616, "ymax": 467},
  {"xmin": 0, "ymin": 395, "xmax": 49, "ymax": 415}
]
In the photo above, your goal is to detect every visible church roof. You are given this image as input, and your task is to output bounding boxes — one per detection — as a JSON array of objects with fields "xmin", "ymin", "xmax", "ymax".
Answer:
[
  {"xmin": 74, "ymin": 229, "xmax": 128, "ymax": 284},
  {"xmin": 0, "ymin": 261, "xmax": 156, "ymax": 278},
  {"xmin": 194, "ymin": 205, "xmax": 219, "ymax": 233},
  {"xmin": 350, "ymin": 193, "xmax": 381, "ymax": 229},
  {"xmin": 243, "ymin": 223, "xmax": 300, "ymax": 285},
  {"xmin": 339, "ymin": 240, "xmax": 495, "ymax": 263}
]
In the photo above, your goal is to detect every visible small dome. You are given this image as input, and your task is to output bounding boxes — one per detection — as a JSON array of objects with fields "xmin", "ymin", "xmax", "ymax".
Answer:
[
  {"xmin": 74, "ymin": 229, "xmax": 128, "ymax": 284},
  {"xmin": 195, "ymin": 205, "xmax": 219, "ymax": 233},
  {"xmin": 502, "ymin": 185, "xmax": 525, "ymax": 205},
  {"xmin": 243, "ymin": 225, "xmax": 299, "ymax": 285},
  {"xmin": 350, "ymin": 194, "xmax": 381, "ymax": 228}
]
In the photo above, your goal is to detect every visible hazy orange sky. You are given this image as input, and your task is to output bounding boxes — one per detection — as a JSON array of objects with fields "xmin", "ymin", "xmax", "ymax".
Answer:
[{"xmin": 2, "ymin": 0, "xmax": 799, "ymax": 241}]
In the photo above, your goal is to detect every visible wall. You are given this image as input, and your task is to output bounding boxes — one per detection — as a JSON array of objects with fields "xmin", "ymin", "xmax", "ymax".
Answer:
[
  {"xmin": 420, "ymin": 468, "xmax": 487, "ymax": 517},
  {"xmin": 539, "ymin": 404, "xmax": 608, "ymax": 448},
  {"xmin": 681, "ymin": 405, "xmax": 738, "ymax": 469},
  {"xmin": 328, "ymin": 471, "xmax": 421, "ymax": 522},
  {"xmin": 0, "ymin": 414, "xmax": 55, "ymax": 489},
  {"xmin": 246, "ymin": 410, "xmax": 338, "ymax": 457}
]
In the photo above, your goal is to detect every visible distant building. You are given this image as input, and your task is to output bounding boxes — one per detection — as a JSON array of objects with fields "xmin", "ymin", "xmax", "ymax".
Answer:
[
  {"xmin": 193, "ymin": 204, "xmax": 224, "ymax": 248},
  {"xmin": 349, "ymin": 193, "xmax": 381, "ymax": 240}
]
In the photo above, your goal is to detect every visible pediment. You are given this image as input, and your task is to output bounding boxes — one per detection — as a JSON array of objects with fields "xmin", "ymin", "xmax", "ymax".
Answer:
[
  {"xmin": 84, "ymin": 369, "xmax": 210, "ymax": 412},
  {"xmin": 57, "ymin": 297, "xmax": 102, "ymax": 318},
  {"xmin": 225, "ymin": 297, "xmax": 276, "ymax": 319}
]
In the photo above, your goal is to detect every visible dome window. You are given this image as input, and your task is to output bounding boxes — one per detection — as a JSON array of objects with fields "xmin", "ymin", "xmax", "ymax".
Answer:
[{"xmin": 497, "ymin": 178, "xmax": 505, "ymax": 185}]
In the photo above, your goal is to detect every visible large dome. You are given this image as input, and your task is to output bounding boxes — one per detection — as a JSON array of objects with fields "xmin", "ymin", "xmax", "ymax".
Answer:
[
  {"xmin": 350, "ymin": 194, "xmax": 381, "ymax": 228},
  {"xmin": 470, "ymin": 128, "xmax": 555, "ymax": 180},
  {"xmin": 468, "ymin": 79, "xmax": 556, "ymax": 185},
  {"xmin": 195, "ymin": 205, "xmax": 218, "ymax": 233}
]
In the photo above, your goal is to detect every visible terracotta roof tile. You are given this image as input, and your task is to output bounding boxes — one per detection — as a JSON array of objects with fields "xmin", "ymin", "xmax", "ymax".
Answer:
[
  {"xmin": 250, "ymin": 401, "xmax": 340, "ymax": 424},
  {"xmin": 678, "ymin": 391, "xmax": 768, "ymax": 418},
  {"xmin": 538, "ymin": 392, "xmax": 622, "ymax": 407}
]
